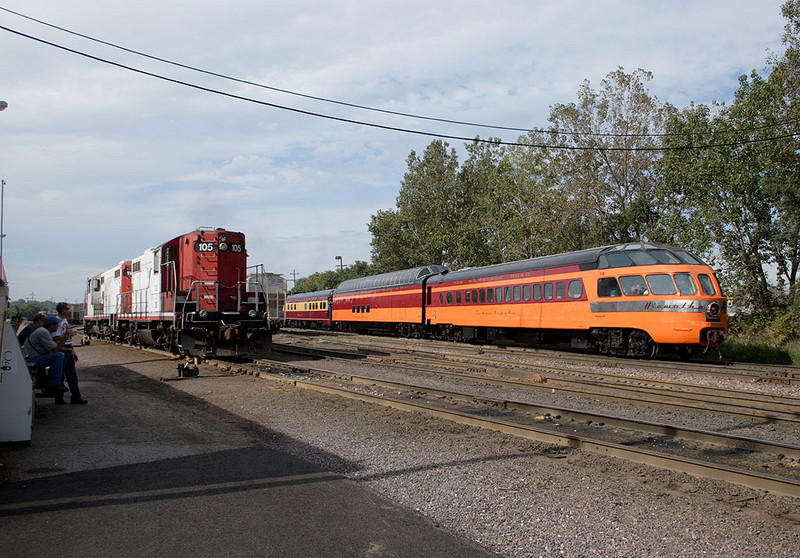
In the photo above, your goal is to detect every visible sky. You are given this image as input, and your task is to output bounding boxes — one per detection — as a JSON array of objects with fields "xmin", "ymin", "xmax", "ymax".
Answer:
[{"xmin": 0, "ymin": 0, "xmax": 788, "ymax": 303}]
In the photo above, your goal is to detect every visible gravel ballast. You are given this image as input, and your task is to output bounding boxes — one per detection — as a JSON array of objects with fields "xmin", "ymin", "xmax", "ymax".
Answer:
[{"xmin": 28, "ymin": 342, "xmax": 800, "ymax": 557}]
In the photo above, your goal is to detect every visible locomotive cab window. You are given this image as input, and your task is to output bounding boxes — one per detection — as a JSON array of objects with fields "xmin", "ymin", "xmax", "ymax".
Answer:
[
  {"xmin": 646, "ymin": 274, "xmax": 677, "ymax": 295},
  {"xmin": 598, "ymin": 277, "xmax": 622, "ymax": 297},
  {"xmin": 619, "ymin": 275, "xmax": 649, "ymax": 296},
  {"xmin": 698, "ymin": 274, "xmax": 717, "ymax": 295},
  {"xmin": 674, "ymin": 273, "xmax": 697, "ymax": 295}
]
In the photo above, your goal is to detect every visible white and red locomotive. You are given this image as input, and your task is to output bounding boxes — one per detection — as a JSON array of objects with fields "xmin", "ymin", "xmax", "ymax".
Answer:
[{"xmin": 85, "ymin": 227, "xmax": 280, "ymax": 356}]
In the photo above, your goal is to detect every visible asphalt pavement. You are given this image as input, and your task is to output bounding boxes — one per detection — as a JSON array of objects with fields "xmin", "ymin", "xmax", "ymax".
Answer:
[{"xmin": 0, "ymin": 344, "xmax": 496, "ymax": 558}]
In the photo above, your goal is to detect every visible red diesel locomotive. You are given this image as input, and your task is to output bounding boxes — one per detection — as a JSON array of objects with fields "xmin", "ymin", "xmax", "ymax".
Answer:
[
  {"xmin": 85, "ymin": 227, "xmax": 281, "ymax": 356},
  {"xmin": 285, "ymin": 243, "xmax": 727, "ymax": 357}
]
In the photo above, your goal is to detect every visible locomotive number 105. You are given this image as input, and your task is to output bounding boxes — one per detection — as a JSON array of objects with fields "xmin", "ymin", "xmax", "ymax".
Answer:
[{"xmin": 194, "ymin": 241, "xmax": 244, "ymax": 253}]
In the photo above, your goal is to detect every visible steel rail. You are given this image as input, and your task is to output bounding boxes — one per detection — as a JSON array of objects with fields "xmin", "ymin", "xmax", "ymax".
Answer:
[
  {"xmin": 251, "ymin": 363, "xmax": 800, "ymax": 499},
  {"xmin": 298, "ymin": 331, "xmax": 800, "ymax": 384},
  {"xmin": 273, "ymin": 344, "xmax": 800, "ymax": 424},
  {"xmin": 252, "ymin": 357, "xmax": 800, "ymax": 460}
]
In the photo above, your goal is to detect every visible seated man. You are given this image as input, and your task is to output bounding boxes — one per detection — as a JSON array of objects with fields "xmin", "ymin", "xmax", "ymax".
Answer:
[
  {"xmin": 22, "ymin": 315, "xmax": 69, "ymax": 402},
  {"xmin": 17, "ymin": 312, "xmax": 46, "ymax": 347}
]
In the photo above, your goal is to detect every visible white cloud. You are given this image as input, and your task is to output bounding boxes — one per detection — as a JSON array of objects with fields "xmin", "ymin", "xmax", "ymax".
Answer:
[{"xmin": 0, "ymin": 0, "xmax": 787, "ymax": 301}]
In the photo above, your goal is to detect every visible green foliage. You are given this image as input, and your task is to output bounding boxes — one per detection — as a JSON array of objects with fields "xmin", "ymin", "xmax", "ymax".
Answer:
[
  {"xmin": 290, "ymin": 261, "xmax": 373, "ymax": 294},
  {"xmin": 721, "ymin": 308, "xmax": 800, "ymax": 364},
  {"xmin": 8, "ymin": 299, "xmax": 57, "ymax": 320}
]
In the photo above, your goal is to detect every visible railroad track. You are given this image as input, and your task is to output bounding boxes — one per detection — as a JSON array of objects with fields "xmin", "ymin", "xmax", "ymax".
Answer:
[
  {"xmin": 279, "ymin": 329, "xmax": 800, "ymax": 384},
  {"xmin": 88, "ymin": 336, "xmax": 800, "ymax": 497},
  {"xmin": 229, "ymin": 355, "xmax": 800, "ymax": 498},
  {"xmin": 271, "ymin": 340, "xmax": 800, "ymax": 425}
]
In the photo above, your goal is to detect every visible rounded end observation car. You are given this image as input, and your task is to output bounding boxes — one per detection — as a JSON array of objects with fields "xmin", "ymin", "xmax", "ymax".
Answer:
[
  {"xmin": 285, "ymin": 243, "xmax": 726, "ymax": 357},
  {"xmin": 84, "ymin": 227, "xmax": 282, "ymax": 357}
]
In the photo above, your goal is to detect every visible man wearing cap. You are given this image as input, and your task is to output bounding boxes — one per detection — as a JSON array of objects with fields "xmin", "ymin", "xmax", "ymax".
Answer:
[
  {"xmin": 53, "ymin": 302, "xmax": 87, "ymax": 405},
  {"xmin": 22, "ymin": 315, "xmax": 69, "ymax": 401}
]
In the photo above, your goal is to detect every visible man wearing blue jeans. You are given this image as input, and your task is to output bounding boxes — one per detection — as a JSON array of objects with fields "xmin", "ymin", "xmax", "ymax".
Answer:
[
  {"xmin": 22, "ymin": 315, "xmax": 69, "ymax": 402},
  {"xmin": 54, "ymin": 302, "xmax": 87, "ymax": 405}
]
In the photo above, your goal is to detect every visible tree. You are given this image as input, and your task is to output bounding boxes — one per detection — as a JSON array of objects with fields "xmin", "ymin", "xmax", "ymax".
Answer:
[
  {"xmin": 369, "ymin": 140, "xmax": 473, "ymax": 270},
  {"xmin": 291, "ymin": 261, "xmax": 374, "ymax": 294},
  {"xmin": 544, "ymin": 67, "xmax": 669, "ymax": 246}
]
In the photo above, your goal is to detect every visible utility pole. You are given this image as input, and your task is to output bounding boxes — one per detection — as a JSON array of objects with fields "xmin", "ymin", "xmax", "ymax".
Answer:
[{"xmin": 289, "ymin": 269, "xmax": 298, "ymax": 288}]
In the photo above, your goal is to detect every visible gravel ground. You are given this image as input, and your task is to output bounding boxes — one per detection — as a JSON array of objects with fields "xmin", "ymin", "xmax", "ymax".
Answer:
[{"xmin": 86, "ymin": 342, "xmax": 800, "ymax": 557}]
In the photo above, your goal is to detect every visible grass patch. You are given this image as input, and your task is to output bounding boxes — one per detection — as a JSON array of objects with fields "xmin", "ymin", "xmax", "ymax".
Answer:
[{"xmin": 720, "ymin": 341, "xmax": 796, "ymax": 365}]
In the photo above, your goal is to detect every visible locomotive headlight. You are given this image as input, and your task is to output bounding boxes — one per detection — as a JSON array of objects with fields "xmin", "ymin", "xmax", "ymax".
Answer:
[
  {"xmin": 219, "ymin": 242, "xmax": 228, "ymax": 251},
  {"xmin": 219, "ymin": 235, "xmax": 227, "ymax": 242},
  {"xmin": 248, "ymin": 309, "xmax": 258, "ymax": 318},
  {"xmin": 706, "ymin": 302, "xmax": 721, "ymax": 319},
  {"xmin": 198, "ymin": 310, "xmax": 209, "ymax": 319}
]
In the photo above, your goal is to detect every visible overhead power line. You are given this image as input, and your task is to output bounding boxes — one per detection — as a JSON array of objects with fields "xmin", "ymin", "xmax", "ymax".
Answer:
[
  {"xmin": 1, "ymin": 22, "xmax": 799, "ymax": 151},
  {"xmin": 5, "ymin": 5, "xmax": 800, "ymax": 142}
]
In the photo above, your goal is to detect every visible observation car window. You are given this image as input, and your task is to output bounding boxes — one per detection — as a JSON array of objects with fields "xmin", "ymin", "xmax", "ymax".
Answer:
[
  {"xmin": 619, "ymin": 275, "xmax": 649, "ymax": 296},
  {"xmin": 465, "ymin": 291, "xmax": 471, "ymax": 304},
  {"xmin": 446, "ymin": 292, "xmax": 453, "ymax": 305},
  {"xmin": 698, "ymin": 274, "xmax": 717, "ymax": 295},
  {"xmin": 628, "ymin": 251, "xmax": 658, "ymax": 266},
  {"xmin": 674, "ymin": 273, "xmax": 697, "ymax": 295},
  {"xmin": 568, "ymin": 280, "xmax": 583, "ymax": 299},
  {"xmin": 646, "ymin": 274, "xmax": 677, "ymax": 295},
  {"xmin": 533, "ymin": 284, "xmax": 541, "ymax": 301},
  {"xmin": 523, "ymin": 285, "xmax": 531, "ymax": 301},
  {"xmin": 487, "ymin": 289, "xmax": 494, "ymax": 303},
  {"xmin": 504, "ymin": 287, "xmax": 512, "ymax": 302},
  {"xmin": 495, "ymin": 287, "xmax": 502, "ymax": 302},
  {"xmin": 472, "ymin": 289, "xmax": 478, "ymax": 303},
  {"xmin": 439, "ymin": 293, "xmax": 444, "ymax": 305},
  {"xmin": 673, "ymin": 250, "xmax": 702, "ymax": 265},
  {"xmin": 604, "ymin": 253, "xmax": 633, "ymax": 268},
  {"xmin": 479, "ymin": 289, "xmax": 486, "ymax": 303},
  {"xmin": 513, "ymin": 286, "xmax": 521, "ymax": 302},
  {"xmin": 456, "ymin": 291, "xmax": 462, "ymax": 304},
  {"xmin": 598, "ymin": 277, "xmax": 622, "ymax": 297},
  {"xmin": 556, "ymin": 282, "xmax": 565, "ymax": 299},
  {"xmin": 544, "ymin": 283, "xmax": 553, "ymax": 300},
  {"xmin": 650, "ymin": 250, "xmax": 682, "ymax": 264}
]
